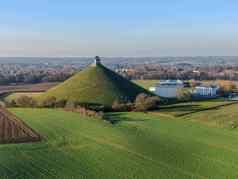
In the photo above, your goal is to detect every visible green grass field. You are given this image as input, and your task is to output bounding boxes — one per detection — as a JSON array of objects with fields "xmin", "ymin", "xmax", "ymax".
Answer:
[
  {"xmin": 1, "ymin": 105, "xmax": 238, "ymax": 178},
  {"xmin": 181, "ymin": 101, "xmax": 238, "ymax": 128},
  {"xmin": 155, "ymin": 99, "xmax": 231, "ymax": 116},
  {"xmin": 152, "ymin": 100, "xmax": 238, "ymax": 128}
]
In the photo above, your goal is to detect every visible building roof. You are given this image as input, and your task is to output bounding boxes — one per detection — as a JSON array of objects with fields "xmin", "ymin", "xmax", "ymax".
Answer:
[{"xmin": 196, "ymin": 84, "xmax": 219, "ymax": 89}]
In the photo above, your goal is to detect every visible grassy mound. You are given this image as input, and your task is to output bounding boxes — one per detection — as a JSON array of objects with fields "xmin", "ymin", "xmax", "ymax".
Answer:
[{"xmin": 40, "ymin": 63, "xmax": 151, "ymax": 106}]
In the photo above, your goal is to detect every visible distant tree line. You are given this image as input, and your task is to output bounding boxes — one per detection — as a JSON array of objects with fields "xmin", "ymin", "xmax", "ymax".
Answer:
[
  {"xmin": 0, "ymin": 72, "xmax": 74, "ymax": 85},
  {"xmin": 118, "ymin": 64, "xmax": 238, "ymax": 81},
  {"xmin": 1, "ymin": 63, "xmax": 238, "ymax": 85},
  {"xmin": 0, "ymin": 64, "xmax": 77, "ymax": 85}
]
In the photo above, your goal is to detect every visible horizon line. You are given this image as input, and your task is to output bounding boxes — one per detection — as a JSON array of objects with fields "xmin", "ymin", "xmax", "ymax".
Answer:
[{"xmin": 0, "ymin": 55, "xmax": 237, "ymax": 59}]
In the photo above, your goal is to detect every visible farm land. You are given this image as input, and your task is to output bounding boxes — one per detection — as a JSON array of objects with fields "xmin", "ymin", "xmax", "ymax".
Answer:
[
  {"xmin": 0, "ymin": 100, "xmax": 238, "ymax": 178},
  {"xmin": 1, "ymin": 80, "xmax": 238, "ymax": 178}
]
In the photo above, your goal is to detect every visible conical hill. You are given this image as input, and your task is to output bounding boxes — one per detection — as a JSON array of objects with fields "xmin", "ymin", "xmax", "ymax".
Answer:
[{"xmin": 41, "ymin": 62, "xmax": 152, "ymax": 107}]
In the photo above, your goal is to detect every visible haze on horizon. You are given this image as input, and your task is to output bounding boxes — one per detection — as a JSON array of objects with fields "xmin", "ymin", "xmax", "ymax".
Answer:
[{"xmin": 0, "ymin": 0, "xmax": 238, "ymax": 57}]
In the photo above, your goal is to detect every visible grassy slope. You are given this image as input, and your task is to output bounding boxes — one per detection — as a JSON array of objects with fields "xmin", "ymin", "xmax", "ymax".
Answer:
[
  {"xmin": 181, "ymin": 102, "xmax": 238, "ymax": 128},
  {"xmin": 152, "ymin": 100, "xmax": 238, "ymax": 128},
  {"xmin": 1, "ymin": 108, "xmax": 238, "ymax": 178},
  {"xmin": 156, "ymin": 100, "xmax": 231, "ymax": 116},
  {"xmin": 40, "ymin": 64, "xmax": 150, "ymax": 106}
]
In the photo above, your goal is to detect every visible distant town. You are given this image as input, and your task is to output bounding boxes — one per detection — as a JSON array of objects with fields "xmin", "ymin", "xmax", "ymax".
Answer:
[{"xmin": 0, "ymin": 56, "xmax": 238, "ymax": 85}]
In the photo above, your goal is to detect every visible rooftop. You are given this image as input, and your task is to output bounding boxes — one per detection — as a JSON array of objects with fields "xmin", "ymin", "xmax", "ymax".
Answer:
[{"xmin": 196, "ymin": 84, "xmax": 220, "ymax": 89}]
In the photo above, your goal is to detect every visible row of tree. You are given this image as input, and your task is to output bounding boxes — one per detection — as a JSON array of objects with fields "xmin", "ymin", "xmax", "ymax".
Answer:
[
  {"xmin": 112, "ymin": 94, "xmax": 161, "ymax": 112},
  {"xmin": 0, "ymin": 69, "xmax": 75, "ymax": 85},
  {"xmin": 5, "ymin": 79, "xmax": 237, "ymax": 112},
  {"xmin": 5, "ymin": 93, "xmax": 161, "ymax": 113},
  {"xmin": 119, "ymin": 64, "xmax": 238, "ymax": 81}
]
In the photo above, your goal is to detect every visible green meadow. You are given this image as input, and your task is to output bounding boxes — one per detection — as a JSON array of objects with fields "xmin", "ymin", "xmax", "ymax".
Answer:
[{"xmin": 1, "ymin": 103, "xmax": 238, "ymax": 179}]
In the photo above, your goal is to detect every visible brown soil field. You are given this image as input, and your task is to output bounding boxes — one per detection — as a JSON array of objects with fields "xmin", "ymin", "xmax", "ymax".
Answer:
[
  {"xmin": 0, "ymin": 82, "xmax": 58, "ymax": 94},
  {"xmin": 0, "ymin": 108, "xmax": 41, "ymax": 144}
]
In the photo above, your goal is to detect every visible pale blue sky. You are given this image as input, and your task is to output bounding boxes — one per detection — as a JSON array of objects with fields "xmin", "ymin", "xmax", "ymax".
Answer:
[{"xmin": 0, "ymin": 0, "xmax": 238, "ymax": 57}]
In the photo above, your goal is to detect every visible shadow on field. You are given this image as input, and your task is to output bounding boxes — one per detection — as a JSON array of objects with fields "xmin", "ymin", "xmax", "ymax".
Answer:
[{"xmin": 104, "ymin": 113, "xmax": 148, "ymax": 124}]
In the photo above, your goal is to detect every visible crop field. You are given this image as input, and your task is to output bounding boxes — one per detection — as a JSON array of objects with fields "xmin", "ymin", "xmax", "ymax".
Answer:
[
  {"xmin": 4, "ymin": 92, "xmax": 43, "ymax": 102},
  {"xmin": 0, "ymin": 108, "xmax": 238, "ymax": 178},
  {"xmin": 0, "ymin": 108, "xmax": 41, "ymax": 144},
  {"xmin": 0, "ymin": 82, "xmax": 58, "ymax": 94}
]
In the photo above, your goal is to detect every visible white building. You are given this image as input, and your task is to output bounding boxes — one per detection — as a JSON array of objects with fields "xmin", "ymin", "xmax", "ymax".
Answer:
[
  {"xmin": 193, "ymin": 85, "xmax": 219, "ymax": 97},
  {"xmin": 149, "ymin": 80, "xmax": 184, "ymax": 98}
]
